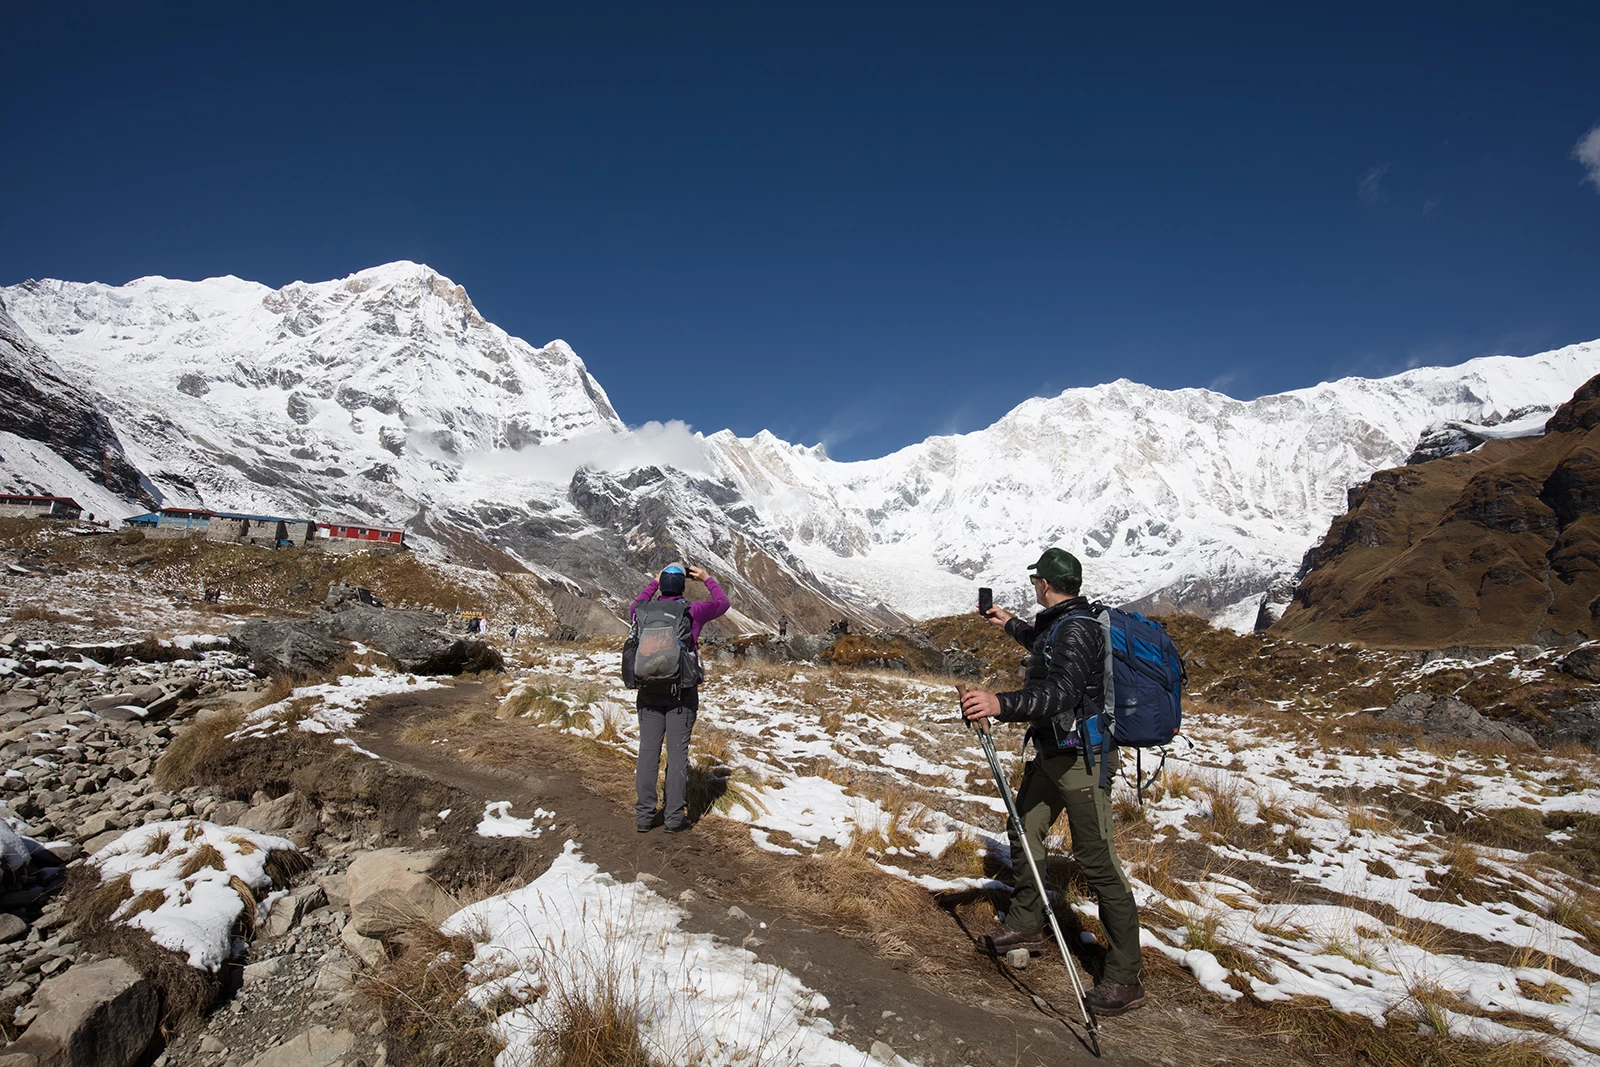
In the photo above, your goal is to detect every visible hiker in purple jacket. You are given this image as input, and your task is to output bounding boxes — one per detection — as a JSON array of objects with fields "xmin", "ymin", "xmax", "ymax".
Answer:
[{"xmin": 628, "ymin": 564, "xmax": 730, "ymax": 833}]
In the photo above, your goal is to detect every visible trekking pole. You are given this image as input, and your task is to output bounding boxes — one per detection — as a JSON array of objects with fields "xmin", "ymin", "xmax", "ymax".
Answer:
[{"xmin": 960, "ymin": 690, "xmax": 1101, "ymax": 1048}]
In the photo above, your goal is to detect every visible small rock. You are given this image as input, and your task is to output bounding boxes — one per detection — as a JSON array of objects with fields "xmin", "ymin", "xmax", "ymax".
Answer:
[
  {"xmin": 0, "ymin": 916, "xmax": 27, "ymax": 944},
  {"xmin": 199, "ymin": 1035, "xmax": 226, "ymax": 1054},
  {"xmin": 339, "ymin": 922, "xmax": 385, "ymax": 968},
  {"xmin": 726, "ymin": 905, "xmax": 751, "ymax": 923},
  {"xmin": 243, "ymin": 1025, "xmax": 354, "ymax": 1067},
  {"xmin": 239, "ymin": 792, "xmax": 305, "ymax": 834},
  {"xmin": 871, "ymin": 1040, "xmax": 898, "ymax": 1064},
  {"xmin": 241, "ymin": 958, "xmax": 282, "ymax": 986}
]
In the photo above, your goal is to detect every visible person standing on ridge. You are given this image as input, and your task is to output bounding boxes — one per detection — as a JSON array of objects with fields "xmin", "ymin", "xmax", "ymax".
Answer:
[
  {"xmin": 628, "ymin": 564, "xmax": 730, "ymax": 833},
  {"xmin": 959, "ymin": 547, "xmax": 1147, "ymax": 1017}
]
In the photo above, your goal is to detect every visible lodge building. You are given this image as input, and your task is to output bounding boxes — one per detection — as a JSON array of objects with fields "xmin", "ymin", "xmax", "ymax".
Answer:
[{"xmin": 0, "ymin": 495, "xmax": 83, "ymax": 520}]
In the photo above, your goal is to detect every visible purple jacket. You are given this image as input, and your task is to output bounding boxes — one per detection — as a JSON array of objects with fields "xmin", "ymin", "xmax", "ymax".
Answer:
[{"xmin": 629, "ymin": 577, "xmax": 730, "ymax": 650}]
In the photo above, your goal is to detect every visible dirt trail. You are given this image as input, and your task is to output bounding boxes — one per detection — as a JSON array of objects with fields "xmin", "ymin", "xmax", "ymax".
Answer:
[{"xmin": 356, "ymin": 683, "xmax": 1306, "ymax": 1067}]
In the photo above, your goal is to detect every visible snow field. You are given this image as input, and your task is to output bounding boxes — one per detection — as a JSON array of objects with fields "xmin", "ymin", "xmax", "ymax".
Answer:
[
  {"xmin": 441, "ymin": 840, "xmax": 908, "ymax": 1067},
  {"xmin": 495, "ymin": 647, "xmax": 1600, "ymax": 1064}
]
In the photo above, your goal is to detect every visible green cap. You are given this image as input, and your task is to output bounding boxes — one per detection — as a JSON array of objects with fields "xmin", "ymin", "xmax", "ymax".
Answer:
[{"xmin": 1028, "ymin": 547, "xmax": 1082, "ymax": 586}]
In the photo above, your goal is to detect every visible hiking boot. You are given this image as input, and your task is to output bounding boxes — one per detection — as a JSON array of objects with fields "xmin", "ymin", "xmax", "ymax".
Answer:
[
  {"xmin": 636, "ymin": 821, "xmax": 654, "ymax": 833},
  {"xmin": 975, "ymin": 924, "xmax": 1050, "ymax": 956},
  {"xmin": 1084, "ymin": 981, "xmax": 1147, "ymax": 1017},
  {"xmin": 664, "ymin": 821, "xmax": 690, "ymax": 834}
]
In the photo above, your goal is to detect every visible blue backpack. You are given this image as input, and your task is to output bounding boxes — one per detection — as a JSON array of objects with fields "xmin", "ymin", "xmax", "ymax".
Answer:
[{"xmin": 1043, "ymin": 605, "xmax": 1185, "ymax": 798}]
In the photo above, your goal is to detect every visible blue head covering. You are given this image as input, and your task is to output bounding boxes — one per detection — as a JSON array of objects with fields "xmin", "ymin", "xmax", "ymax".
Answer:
[{"xmin": 659, "ymin": 565, "xmax": 687, "ymax": 597}]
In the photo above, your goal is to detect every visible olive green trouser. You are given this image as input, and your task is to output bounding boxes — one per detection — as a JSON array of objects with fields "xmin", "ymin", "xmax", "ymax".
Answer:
[{"xmin": 1004, "ymin": 746, "xmax": 1144, "ymax": 986}]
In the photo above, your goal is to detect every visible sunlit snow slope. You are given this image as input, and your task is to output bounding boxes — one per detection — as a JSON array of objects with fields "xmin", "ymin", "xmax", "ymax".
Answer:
[{"xmin": 5, "ymin": 262, "xmax": 1598, "ymax": 629}]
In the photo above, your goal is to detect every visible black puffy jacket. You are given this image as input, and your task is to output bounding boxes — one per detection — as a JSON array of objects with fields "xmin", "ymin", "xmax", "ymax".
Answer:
[{"xmin": 997, "ymin": 596, "xmax": 1105, "ymax": 752}]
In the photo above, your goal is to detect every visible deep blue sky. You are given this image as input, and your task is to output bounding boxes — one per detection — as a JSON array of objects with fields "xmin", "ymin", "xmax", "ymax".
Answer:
[{"xmin": 5, "ymin": 4, "xmax": 1599, "ymax": 460}]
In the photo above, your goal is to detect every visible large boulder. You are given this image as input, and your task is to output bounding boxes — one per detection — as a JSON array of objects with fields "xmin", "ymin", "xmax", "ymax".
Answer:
[
  {"xmin": 347, "ymin": 848, "xmax": 454, "ymax": 940},
  {"xmin": 0, "ymin": 958, "xmax": 156, "ymax": 1067},
  {"xmin": 227, "ymin": 619, "xmax": 348, "ymax": 680},
  {"xmin": 1375, "ymin": 692, "xmax": 1537, "ymax": 747},
  {"xmin": 1558, "ymin": 645, "xmax": 1600, "ymax": 683},
  {"xmin": 324, "ymin": 604, "xmax": 502, "ymax": 674},
  {"xmin": 1533, "ymin": 700, "xmax": 1600, "ymax": 748}
]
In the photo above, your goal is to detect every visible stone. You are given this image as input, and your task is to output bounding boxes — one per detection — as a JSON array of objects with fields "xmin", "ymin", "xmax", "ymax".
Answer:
[
  {"xmin": 241, "ymin": 957, "xmax": 282, "ymax": 986},
  {"xmin": 238, "ymin": 792, "xmax": 305, "ymax": 833},
  {"xmin": 85, "ymin": 695, "xmax": 138, "ymax": 715},
  {"xmin": 124, "ymin": 686, "xmax": 163, "ymax": 708},
  {"xmin": 262, "ymin": 884, "xmax": 327, "ymax": 939},
  {"xmin": 0, "ymin": 958, "xmax": 156, "ymax": 1067},
  {"xmin": 1375, "ymin": 693, "xmax": 1537, "ymax": 747},
  {"xmin": 81, "ymin": 830, "xmax": 124, "ymax": 856},
  {"xmin": 0, "ymin": 694, "xmax": 39, "ymax": 715},
  {"xmin": 138, "ymin": 692, "xmax": 181, "ymax": 721},
  {"xmin": 339, "ymin": 922, "xmax": 386, "ymax": 968},
  {"xmin": 315, "ymin": 873, "xmax": 350, "ymax": 908},
  {"xmin": 98, "ymin": 707, "xmax": 149, "ymax": 724},
  {"xmin": 1558, "ymin": 646, "xmax": 1600, "ymax": 683},
  {"xmin": 74, "ymin": 812, "xmax": 124, "ymax": 842},
  {"xmin": 871, "ymin": 1041, "xmax": 899, "ymax": 1065},
  {"xmin": 0, "ymin": 916, "xmax": 27, "ymax": 944},
  {"xmin": 210, "ymin": 801, "xmax": 251, "ymax": 826},
  {"xmin": 242, "ymin": 1026, "xmax": 354, "ymax": 1067},
  {"xmin": 226, "ymin": 620, "xmax": 348, "ymax": 681},
  {"xmin": 199, "ymin": 1035, "xmax": 226, "ymax": 1054},
  {"xmin": 347, "ymin": 848, "xmax": 453, "ymax": 939}
]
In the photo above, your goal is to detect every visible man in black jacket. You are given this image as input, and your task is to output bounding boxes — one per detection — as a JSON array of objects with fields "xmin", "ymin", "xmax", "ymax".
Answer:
[{"xmin": 959, "ymin": 547, "xmax": 1146, "ymax": 1016}]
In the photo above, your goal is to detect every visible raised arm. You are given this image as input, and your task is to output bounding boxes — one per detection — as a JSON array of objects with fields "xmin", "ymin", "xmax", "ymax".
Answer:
[{"xmin": 629, "ymin": 579, "xmax": 660, "ymax": 620}]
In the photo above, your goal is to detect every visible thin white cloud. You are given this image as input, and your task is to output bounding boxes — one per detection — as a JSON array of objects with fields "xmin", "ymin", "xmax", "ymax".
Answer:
[
  {"xmin": 464, "ymin": 420, "xmax": 711, "ymax": 484},
  {"xmin": 1574, "ymin": 124, "xmax": 1600, "ymax": 191},
  {"xmin": 1358, "ymin": 163, "xmax": 1390, "ymax": 205}
]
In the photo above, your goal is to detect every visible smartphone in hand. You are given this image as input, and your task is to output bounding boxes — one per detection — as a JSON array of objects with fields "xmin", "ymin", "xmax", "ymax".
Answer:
[{"xmin": 978, "ymin": 587, "xmax": 993, "ymax": 616}]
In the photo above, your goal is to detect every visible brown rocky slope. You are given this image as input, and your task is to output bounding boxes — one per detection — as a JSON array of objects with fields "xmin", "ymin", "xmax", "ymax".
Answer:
[{"xmin": 1273, "ymin": 373, "xmax": 1600, "ymax": 649}]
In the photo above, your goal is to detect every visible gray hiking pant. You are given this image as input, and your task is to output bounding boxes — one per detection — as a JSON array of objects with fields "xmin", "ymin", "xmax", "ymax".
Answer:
[
  {"xmin": 1006, "ymin": 746, "xmax": 1144, "ymax": 986},
  {"xmin": 635, "ymin": 705, "xmax": 697, "ymax": 827}
]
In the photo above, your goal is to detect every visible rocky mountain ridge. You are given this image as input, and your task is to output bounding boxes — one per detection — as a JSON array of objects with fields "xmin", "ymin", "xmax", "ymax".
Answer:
[
  {"xmin": 5, "ymin": 262, "xmax": 1600, "ymax": 630},
  {"xmin": 1274, "ymin": 373, "xmax": 1600, "ymax": 648}
]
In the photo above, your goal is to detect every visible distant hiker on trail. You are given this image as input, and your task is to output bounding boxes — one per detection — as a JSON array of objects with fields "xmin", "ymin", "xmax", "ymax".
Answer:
[
  {"xmin": 507, "ymin": 622, "xmax": 519, "ymax": 647},
  {"xmin": 627, "ymin": 564, "xmax": 730, "ymax": 833},
  {"xmin": 777, "ymin": 615, "xmax": 788, "ymax": 637},
  {"xmin": 959, "ymin": 547, "xmax": 1146, "ymax": 1017},
  {"xmin": 837, "ymin": 617, "xmax": 849, "ymax": 635}
]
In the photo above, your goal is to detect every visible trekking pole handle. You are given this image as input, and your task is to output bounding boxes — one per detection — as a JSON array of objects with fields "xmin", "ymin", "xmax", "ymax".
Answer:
[{"xmin": 955, "ymin": 684, "xmax": 991, "ymax": 734}]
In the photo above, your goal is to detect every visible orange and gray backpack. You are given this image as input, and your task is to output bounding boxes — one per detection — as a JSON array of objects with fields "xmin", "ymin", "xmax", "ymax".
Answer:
[{"xmin": 622, "ymin": 599, "xmax": 703, "ymax": 693}]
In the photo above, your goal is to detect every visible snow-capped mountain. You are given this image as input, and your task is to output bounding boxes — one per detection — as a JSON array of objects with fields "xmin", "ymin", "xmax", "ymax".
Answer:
[{"xmin": 4, "ymin": 261, "xmax": 1598, "ymax": 633}]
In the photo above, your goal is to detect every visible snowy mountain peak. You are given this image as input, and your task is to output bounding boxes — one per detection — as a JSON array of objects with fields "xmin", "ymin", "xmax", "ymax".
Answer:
[{"xmin": 4, "ymin": 262, "xmax": 1600, "ymax": 632}]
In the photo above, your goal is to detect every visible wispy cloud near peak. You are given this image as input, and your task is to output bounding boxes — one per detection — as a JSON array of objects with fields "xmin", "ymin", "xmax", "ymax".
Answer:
[
  {"xmin": 1574, "ymin": 125, "xmax": 1600, "ymax": 192},
  {"xmin": 1358, "ymin": 163, "xmax": 1391, "ymax": 205}
]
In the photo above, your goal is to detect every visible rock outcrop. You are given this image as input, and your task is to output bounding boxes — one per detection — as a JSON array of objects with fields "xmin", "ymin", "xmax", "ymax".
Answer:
[
  {"xmin": 0, "ymin": 299, "xmax": 149, "ymax": 507},
  {"xmin": 1274, "ymin": 374, "xmax": 1600, "ymax": 649},
  {"xmin": 1373, "ymin": 693, "xmax": 1537, "ymax": 747},
  {"xmin": 228, "ymin": 584, "xmax": 503, "ymax": 679}
]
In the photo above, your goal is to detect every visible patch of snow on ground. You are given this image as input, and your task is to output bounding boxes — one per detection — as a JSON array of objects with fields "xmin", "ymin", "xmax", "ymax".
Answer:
[
  {"xmin": 442, "ymin": 840, "xmax": 908, "ymax": 1067},
  {"xmin": 237, "ymin": 669, "xmax": 445, "ymax": 740},
  {"xmin": 91, "ymin": 820, "xmax": 300, "ymax": 970},
  {"xmin": 477, "ymin": 801, "xmax": 555, "ymax": 839}
]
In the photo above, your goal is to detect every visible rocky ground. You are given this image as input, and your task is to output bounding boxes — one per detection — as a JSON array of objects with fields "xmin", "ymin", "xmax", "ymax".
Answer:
[{"xmin": 0, "ymin": 517, "xmax": 1596, "ymax": 1067}]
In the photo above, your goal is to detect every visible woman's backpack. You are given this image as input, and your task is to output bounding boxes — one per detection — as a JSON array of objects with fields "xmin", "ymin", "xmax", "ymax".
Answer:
[{"xmin": 622, "ymin": 599, "xmax": 703, "ymax": 694}]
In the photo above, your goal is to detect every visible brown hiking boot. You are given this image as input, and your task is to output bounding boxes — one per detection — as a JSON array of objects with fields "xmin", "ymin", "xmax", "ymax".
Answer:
[
  {"xmin": 975, "ymin": 924, "xmax": 1050, "ymax": 956},
  {"xmin": 1084, "ymin": 980, "xmax": 1147, "ymax": 1017}
]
